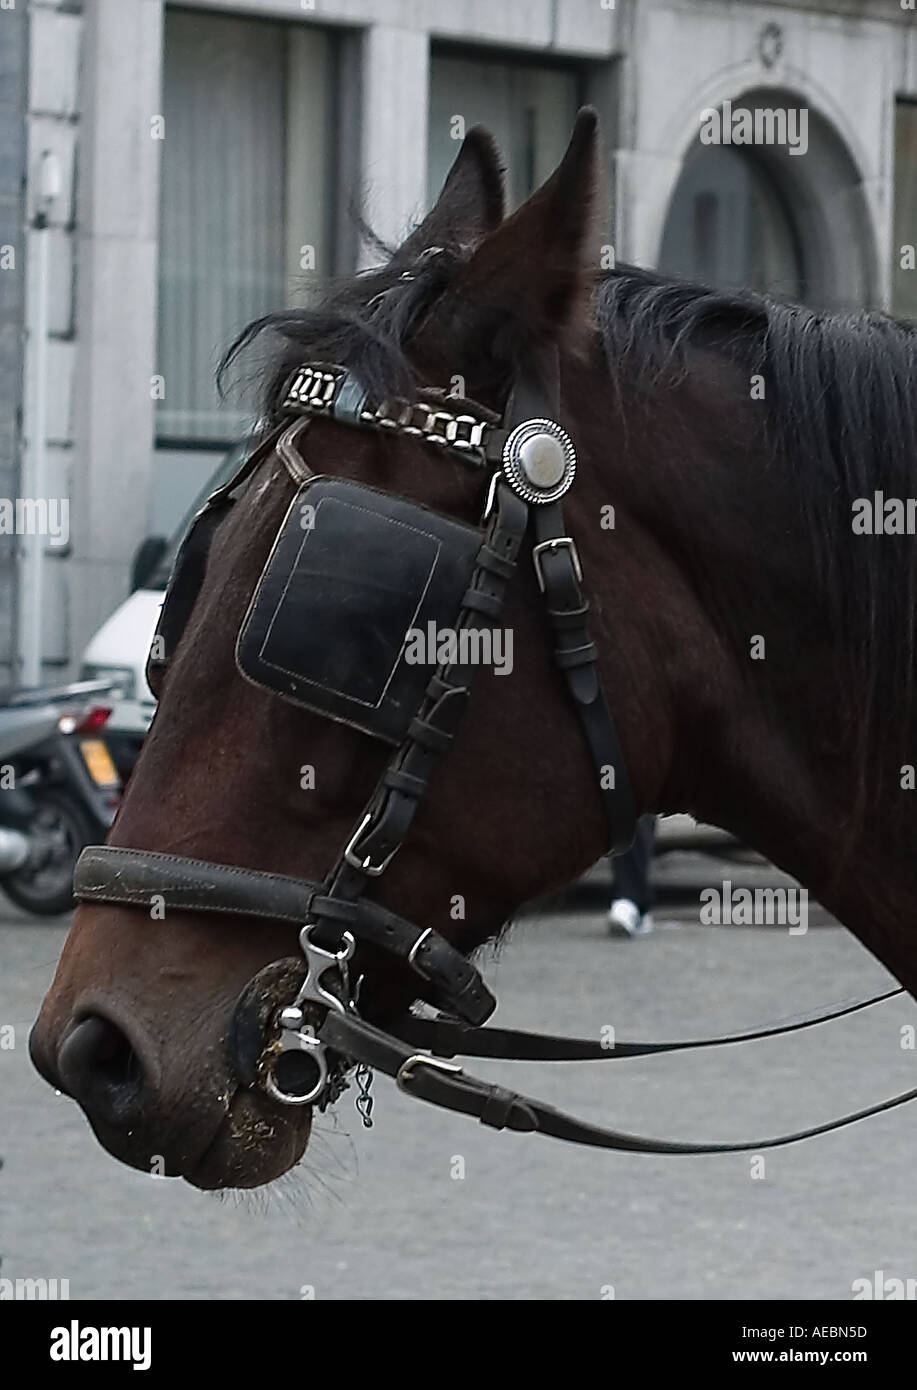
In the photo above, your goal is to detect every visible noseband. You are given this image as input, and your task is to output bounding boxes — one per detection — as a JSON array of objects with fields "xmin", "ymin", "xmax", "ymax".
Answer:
[{"xmin": 73, "ymin": 353, "xmax": 914, "ymax": 1155}]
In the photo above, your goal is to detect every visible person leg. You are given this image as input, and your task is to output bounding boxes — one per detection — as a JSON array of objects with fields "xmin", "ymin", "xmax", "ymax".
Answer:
[{"xmin": 608, "ymin": 815, "xmax": 657, "ymax": 936}]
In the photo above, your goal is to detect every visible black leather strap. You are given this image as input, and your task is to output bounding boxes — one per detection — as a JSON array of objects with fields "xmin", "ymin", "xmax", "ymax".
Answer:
[
  {"xmin": 533, "ymin": 501, "xmax": 636, "ymax": 853},
  {"xmin": 73, "ymin": 844, "xmax": 904, "ymax": 1065},
  {"xmin": 506, "ymin": 347, "xmax": 636, "ymax": 854},
  {"xmin": 323, "ymin": 478, "xmax": 528, "ymax": 905},
  {"xmin": 72, "ymin": 846, "xmax": 495, "ymax": 1026},
  {"xmin": 393, "ymin": 987, "xmax": 904, "ymax": 1060},
  {"xmin": 321, "ymin": 1010, "xmax": 917, "ymax": 1156},
  {"xmin": 505, "ymin": 352, "xmax": 559, "ymax": 429}
]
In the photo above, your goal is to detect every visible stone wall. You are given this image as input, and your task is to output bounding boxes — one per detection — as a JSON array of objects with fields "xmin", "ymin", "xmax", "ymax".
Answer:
[
  {"xmin": 0, "ymin": 2, "xmax": 29, "ymax": 678},
  {"xmin": 26, "ymin": 0, "xmax": 83, "ymax": 669}
]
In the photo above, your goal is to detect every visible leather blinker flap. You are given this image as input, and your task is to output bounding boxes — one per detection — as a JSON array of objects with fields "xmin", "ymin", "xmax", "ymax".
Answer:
[
  {"xmin": 235, "ymin": 476, "xmax": 484, "ymax": 744},
  {"xmin": 145, "ymin": 424, "xmax": 290, "ymax": 688},
  {"xmin": 146, "ymin": 500, "xmax": 230, "ymax": 688}
]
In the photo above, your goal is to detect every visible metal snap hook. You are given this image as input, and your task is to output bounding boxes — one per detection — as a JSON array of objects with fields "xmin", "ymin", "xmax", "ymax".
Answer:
[{"xmin": 259, "ymin": 927, "xmax": 357, "ymax": 1107}]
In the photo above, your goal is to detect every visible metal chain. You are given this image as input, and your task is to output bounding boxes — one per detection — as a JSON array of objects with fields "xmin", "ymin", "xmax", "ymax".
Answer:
[{"xmin": 354, "ymin": 1064, "xmax": 375, "ymax": 1129}]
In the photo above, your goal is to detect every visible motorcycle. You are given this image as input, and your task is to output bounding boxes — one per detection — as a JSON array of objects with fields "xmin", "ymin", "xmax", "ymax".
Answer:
[{"xmin": 0, "ymin": 681, "xmax": 120, "ymax": 916}]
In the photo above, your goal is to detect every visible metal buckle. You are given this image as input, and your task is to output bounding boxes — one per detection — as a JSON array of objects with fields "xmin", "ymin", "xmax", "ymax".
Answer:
[
  {"xmin": 532, "ymin": 536, "xmax": 583, "ymax": 593},
  {"xmin": 396, "ymin": 1054, "xmax": 464, "ymax": 1092},
  {"xmin": 343, "ymin": 812, "xmax": 400, "ymax": 876}
]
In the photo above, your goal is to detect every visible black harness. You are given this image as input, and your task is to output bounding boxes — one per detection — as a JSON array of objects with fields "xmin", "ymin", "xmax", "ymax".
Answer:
[{"xmin": 73, "ymin": 357, "xmax": 914, "ymax": 1155}]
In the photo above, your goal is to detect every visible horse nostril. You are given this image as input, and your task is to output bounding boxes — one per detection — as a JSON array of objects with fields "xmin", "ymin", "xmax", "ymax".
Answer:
[{"xmin": 57, "ymin": 1015, "xmax": 146, "ymax": 1123}]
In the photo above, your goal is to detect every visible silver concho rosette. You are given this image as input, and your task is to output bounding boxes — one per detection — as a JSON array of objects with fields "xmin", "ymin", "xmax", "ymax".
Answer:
[{"xmin": 501, "ymin": 418, "xmax": 577, "ymax": 505}]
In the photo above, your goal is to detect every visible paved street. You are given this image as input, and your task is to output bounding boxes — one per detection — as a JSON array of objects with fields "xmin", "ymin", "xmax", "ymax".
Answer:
[{"xmin": 1, "ymin": 854, "xmax": 915, "ymax": 1301}]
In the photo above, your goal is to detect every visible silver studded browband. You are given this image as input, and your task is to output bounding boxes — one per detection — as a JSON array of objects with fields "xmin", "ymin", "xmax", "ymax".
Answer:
[{"xmin": 281, "ymin": 363, "xmax": 505, "ymax": 469}]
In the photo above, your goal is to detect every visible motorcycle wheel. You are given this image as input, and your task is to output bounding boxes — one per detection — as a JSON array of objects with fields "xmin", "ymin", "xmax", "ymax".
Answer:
[{"xmin": 0, "ymin": 787, "xmax": 95, "ymax": 917}]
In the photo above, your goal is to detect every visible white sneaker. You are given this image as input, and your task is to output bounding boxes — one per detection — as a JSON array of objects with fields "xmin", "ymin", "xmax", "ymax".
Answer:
[{"xmin": 608, "ymin": 898, "xmax": 654, "ymax": 937}]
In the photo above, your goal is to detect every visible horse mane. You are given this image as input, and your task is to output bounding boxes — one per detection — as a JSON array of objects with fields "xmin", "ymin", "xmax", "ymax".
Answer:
[
  {"xmin": 598, "ymin": 265, "xmax": 917, "ymax": 814},
  {"xmin": 223, "ymin": 254, "xmax": 917, "ymax": 813}
]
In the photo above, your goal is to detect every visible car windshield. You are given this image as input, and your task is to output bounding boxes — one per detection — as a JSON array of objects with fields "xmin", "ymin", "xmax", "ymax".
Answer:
[{"xmin": 148, "ymin": 440, "xmax": 250, "ymax": 590}]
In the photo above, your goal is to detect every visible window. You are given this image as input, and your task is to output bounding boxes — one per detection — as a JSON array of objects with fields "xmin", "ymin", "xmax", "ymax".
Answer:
[
  {"xmin": 428, "ymin": 51, "xmax": 580, "ymax": 209},
  {"xmin": 157, "ymin": 10, "xmax": 335, "ymax": 447},
  {"xmin": 659, "ymin": 144, "xmax": 805, "ymax": 302},
  {"xmin": 892, "ymin": 100, "xmax": 917, "ymax": 320}
]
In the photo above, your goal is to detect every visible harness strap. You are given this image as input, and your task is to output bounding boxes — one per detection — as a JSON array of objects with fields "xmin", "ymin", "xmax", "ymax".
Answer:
[
  {"xmin": 506, "ymin": 348, "xmax": 636, "ymax": 854},
  {"xmin": 74, "ymin": 846, "xmax": 905, "ymax": 1072},
  {"xmin": 322, "ymin": 1010, "xmax": 917, "ymax": 1156},
  {"xmin": 393, "ymin": 987, "xmax": 905, "ymax": 1060},
  {"xmin": 533, "ymin": 501, "xmax": 637, "ymax": 853},
  {"xmin": 324, "ymin": 479, "xmax": 528, "ymax": 903},
  {"xmin": 72, "ymin": 845, "xmax": 495, "ymax": 1026}
]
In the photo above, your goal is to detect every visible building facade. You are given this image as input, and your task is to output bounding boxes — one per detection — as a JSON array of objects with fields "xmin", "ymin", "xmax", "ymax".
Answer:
[
  {"xmin": 0, "ymin": 3, "xmax": 29, "ymax": 675},
  {"xmin": 2, "ymin": 0, "xmax": 916, "ymax": 680}
]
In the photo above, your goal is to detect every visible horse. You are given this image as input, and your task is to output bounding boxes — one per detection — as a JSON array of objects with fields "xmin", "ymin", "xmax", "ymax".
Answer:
[{"xmin": 29, "ymin": 110, "xmax": 917, "ymax": 1189}]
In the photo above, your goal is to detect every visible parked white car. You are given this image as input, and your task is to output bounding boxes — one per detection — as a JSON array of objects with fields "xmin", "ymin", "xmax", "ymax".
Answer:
[{"xmin": 79, "ymin": 441, "xmax": 249, "ymax": 778}]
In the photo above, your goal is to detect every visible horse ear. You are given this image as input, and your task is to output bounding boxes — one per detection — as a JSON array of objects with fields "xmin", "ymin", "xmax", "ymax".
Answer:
[
  {"xmin": 394, "ymin": 126, "xmax": 506, "ymax": 263},
  {"xmin": 430, "ymin": 108, "xmax": 602, "ymax": 361}
]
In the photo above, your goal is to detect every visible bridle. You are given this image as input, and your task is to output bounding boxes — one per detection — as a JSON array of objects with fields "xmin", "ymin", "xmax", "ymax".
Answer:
[{"xmin": 72, "ymin": 348, "xmax": 915, "ymax": 1156}]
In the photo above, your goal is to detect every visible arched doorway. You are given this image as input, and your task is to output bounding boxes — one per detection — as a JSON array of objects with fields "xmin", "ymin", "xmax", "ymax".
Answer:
[
  {"xmin": 659, "ymin": 143, "xmax": 805, "ymax": 300},
  {"xmin": 657, "ymin": 88, "xmax": 877, "ymax": 310}
]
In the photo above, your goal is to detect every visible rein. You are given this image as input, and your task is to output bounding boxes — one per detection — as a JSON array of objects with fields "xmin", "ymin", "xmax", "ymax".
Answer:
[{"xmin": 73, "ymin": 350, "xmax": 913, "ymax": 1156}]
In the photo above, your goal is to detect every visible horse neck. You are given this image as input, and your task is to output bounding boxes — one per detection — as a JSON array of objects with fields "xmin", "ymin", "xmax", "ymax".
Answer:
[{"xmin": 569, "ymin": 350, "xmax": 917, "ymax": 996}]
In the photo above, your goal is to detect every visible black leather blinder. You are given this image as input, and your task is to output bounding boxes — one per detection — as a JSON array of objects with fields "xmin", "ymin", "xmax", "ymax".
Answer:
[
  {"xmin": 146, "ymin": 499, "xmax": 232, "ymax": 690},
  {"xmin": 235, "ymin": 476, "xmax": 484, "ymax": 744}
]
